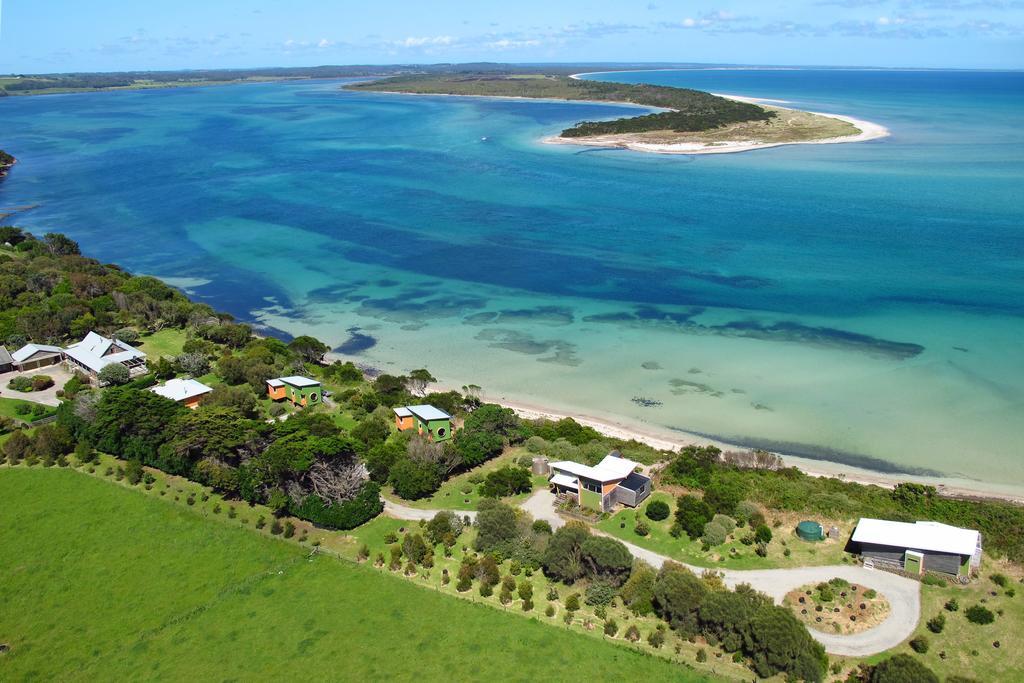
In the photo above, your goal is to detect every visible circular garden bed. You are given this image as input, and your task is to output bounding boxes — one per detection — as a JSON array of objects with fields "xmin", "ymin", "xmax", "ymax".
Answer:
[{"xmin": 783, "ymin": 578, "xmax": 890, "ymax": 635}]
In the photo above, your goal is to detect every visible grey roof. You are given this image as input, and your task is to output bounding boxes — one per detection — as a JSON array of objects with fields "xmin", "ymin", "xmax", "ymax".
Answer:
[
  {"xmin": 407, "ymin": 404, "xmax": 451, "ymax": 421},
  {"xmin": 64, "ymin": 331, "xmax": 145, "ymax": 373},
  {"xmin": 393, "ymin": 406, "xmax": 413, "ymax": 417},
  {"xmin": 11, "ymin": 343, "xmax": 63, "ymax": 363},
  {"xmin": 618, "ymin": 471, "xmax": 651, "ymax": 491},
  {"xmin": 0, "ymin": 346, "xmax": 12, "ymax": 365}
]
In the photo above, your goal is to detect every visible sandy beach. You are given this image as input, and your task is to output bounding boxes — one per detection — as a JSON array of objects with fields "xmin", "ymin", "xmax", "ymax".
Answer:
[
  {"xmin": 542, "ymin": 93, "xmax": 890, "ymax": 155},
  {"xmin": 482, "ymin": 392, "xmax": 1024, "ymax": 504},
  {"xmin": 326, "ymin": 350, "xmax": 1023, "ymax": 504}
]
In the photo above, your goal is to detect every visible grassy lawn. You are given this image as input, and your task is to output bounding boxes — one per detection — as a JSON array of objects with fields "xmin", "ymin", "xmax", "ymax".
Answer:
[
  {"xmin": 0, "ymin": 397, "xmax": 56, "ymax": 423},
  {"xmin": 597, "ymin": 492, "xmax": 849, "ymax": 570},
  {"xmin": 383, "ymin": 448, "xmax": 546, "ymax": 511},
  {"xmin": 0, "ymin": 466, "xmax": 710, "ymax": 682},
  {"xmin": 138, "ymin": 328, "xmax": 189, "ymax": 359},
  {"xmin": 851, "ymin": 563, "xmax": 1024, "ymax": 681}
]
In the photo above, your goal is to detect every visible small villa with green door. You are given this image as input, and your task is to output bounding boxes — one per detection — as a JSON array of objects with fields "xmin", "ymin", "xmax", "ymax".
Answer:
[
  {"xmin": 393, "ymin": 404, "xmax": 453, "ymax": 442},
  {"xmin": 851, "ymin": 518, "xmax": 982, "ymax": 579},
  {"xmin": 267, "ymin": 376, "xmax": 321, "ymax": 407}
]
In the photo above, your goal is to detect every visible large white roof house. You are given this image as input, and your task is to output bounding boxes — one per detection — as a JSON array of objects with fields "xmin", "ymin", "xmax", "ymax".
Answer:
[
  {"xmin": 851, "ymin": 518, "xmax": 982, "ymax": 579},
  {"xmin": 63, "ymin": 331, "xmax": 147, "ymax": 379},
  {"xmin": 549, "ymin": 451, "xmax": 651, "ymax": 512},
  {"xmin": 150, "ymin": 378, "xmax": 213, "ymax": 409}
]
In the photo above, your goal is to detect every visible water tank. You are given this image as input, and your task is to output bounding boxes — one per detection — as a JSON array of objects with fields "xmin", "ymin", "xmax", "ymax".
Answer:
[
  {"xmin": 796, "ymin": 520, "xmax": 824, "ymax": 541},
  {"xmin": 532, "ymin": 457, "xmax": 550, "ymax": 476}
]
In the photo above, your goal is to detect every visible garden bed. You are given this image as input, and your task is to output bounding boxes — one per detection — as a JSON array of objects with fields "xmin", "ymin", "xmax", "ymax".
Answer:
[{"xmin": 784, "ymin": 578, "xmax": 889, "ymax": 634}]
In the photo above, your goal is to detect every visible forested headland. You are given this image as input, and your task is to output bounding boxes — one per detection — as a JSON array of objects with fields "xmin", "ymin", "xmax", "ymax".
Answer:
[
  {"xmin": 0, "ymin": 149, "xmax": 15, "ymax": 177},
  {"xmin": 349, "ymin": 73, "xmax": 774, "ymax": 136}
]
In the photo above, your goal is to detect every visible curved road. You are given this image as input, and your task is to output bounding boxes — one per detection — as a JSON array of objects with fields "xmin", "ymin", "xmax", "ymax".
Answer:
[{"xmin": 384, "ymin": 491, "xmax": 919, "ymax": 656}]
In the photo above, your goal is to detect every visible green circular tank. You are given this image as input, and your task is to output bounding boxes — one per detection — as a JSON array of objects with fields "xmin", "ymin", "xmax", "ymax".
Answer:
[{"xmin": 796, "ymin": 520, "xmax": 824, "ymax": 541}]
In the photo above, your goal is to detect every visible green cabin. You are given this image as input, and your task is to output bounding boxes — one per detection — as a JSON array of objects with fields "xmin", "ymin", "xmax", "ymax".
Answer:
[{"xmin": 402, "ymin": 404, "xmax": 453, "ymax": 442}]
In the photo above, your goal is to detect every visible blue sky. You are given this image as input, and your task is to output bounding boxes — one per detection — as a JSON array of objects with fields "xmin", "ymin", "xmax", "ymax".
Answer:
[{"xmin": 1, "ymin": 0, "xmax": 1021, "ymax": 73}]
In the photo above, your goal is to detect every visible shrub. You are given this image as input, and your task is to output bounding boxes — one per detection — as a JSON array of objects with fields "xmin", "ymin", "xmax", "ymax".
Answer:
[
  {"xmin": 585, "ymin": 581, "xmax": 617, "ymax": 606},
  {"xmin": 734, "ymin": 500, "xmax": 760, "ymax": 524},
  {"xmin": 944, "ymin": 598, "xmax": 959, "ymax": 612},
  {"xmin": 256, "ymin": 516, "xmax": 266, "ymax": 529},
  {"xmin": 545, "ymin": 604, "xmax": 555, "ymax": 617},
  {"xmin": 581, "ymin": 536, "xmax": 632, "ymax": 585},
  {"xmin": 270, "ymin": 519, "xmax": 283, "ymax": 535},
  {"xmin": 603, "ymin": 619, "xmax": 618, "ymax": 636},
  {"xmin": 7, "ymin": 376, "xmax": 33, "ymax": 392},
  {"xmin": 624, "ymin": 625, "xmax": 641, "ymax": 642},
  {"xmin": 701, "ymin": 521, "xmax": 728, "ymax": 547},
  {"xmin": 402, "ymin": 533, "xmax": 429, "ymax": 564},
  {"xmin": 283, "ymin": 521, "xmax": 295, "ymax": 538},
  {"xmin": 863, "ymin": 588, "xmax": 877, "ymax": 599},
  {"xmin": 213, "ymin": 503, "xmax": 222, "ymax": 514},
  {"xmin": 645, "ymin": 499, "xmax": 670, "ymax": 521},
  {"xmin": 753, "ymin": 524, "xmax": 773, "ymax": 545},
  {"xmin": 456, "ymin": 576, "xmax": 472, "ymax": 592},
  {"xmin": 547, "ymin": 586, "xmax": 559, "ymax": 601},
  {"xmin": 228, "ymin": 506, "xmax": 237, "ymax": 519},
  {"xmin": 674, "ymin": 494, "xmax": 712, "ymax": 540},
  {"xmin": 990, "ymin": 573, "xmax": 1008, "ymax": 588},
  {"xmin": 186, "ymin": 494, "xmax": 195, "ymax": 506},
  {"xmin": 532, "ymin": 519, "xmax": 552, "ymax": 535},
  {"xmin": 124, "ymin": 459, "xmax": 144, "ymax": 485},
  {"xmin": 909, "ymin": 635, "xmax": 930, "ymax": 653},
  {"xmin": 565, "ymin": 593, "xmax": 580, "ymax": 612},
  {"xmin": 711, "ymin": 514, "xmax": 736, "ymax": 534},
  {"xmin": 926, "ymin": 613, "xmax": 946, "ymax": 634},
  {"xmin": 648, "ymin": 628, "xmax": 665, "ymax": 648},
  {"xmin": 31, "ymin": 375, "xmax": 54, "ymax": 391},
  {"xmin": 696, "ymin": 649, "xmax": 707, "ymax": 663},
  {"xmin": 518, "ymin": 579, "xmax": 533, "ymax": 602},
  {"xmin": 634, "ymin": 521, "xmax": 650, "ymax": 537},
  {"xmin": 479, "ymin": 582, "xmax": 493, "ymax": 598},
  {"xmin": 965, "ymin": 605, "xmax": 995, "ymax": 625},
  {"xmin": 97, "ymin": 363, "xmax": 131, "ymax": 386},
  {"xmin": 521, "ymin": 598, "xmax": 533, "ymax": 611},
  {"xmin": 384, "ymin": 531, "xmax": 399, "ymax": 544},
  {"xmin": 479, "ymin": 465, "xmax": 532, "ymax": 498},
  {"xmin": 869, "ymin": 654, "xmax": 940, "ymax": 682},
  {"xmin": 922, "ymin": 574, "xmax": 946, "ymax": 587}
]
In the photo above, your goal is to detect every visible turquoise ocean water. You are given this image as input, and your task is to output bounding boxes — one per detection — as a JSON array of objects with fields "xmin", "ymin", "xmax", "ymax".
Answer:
[{"xmin": 0, "ymin": 70, "xmax": 1021, "ymax": 491}]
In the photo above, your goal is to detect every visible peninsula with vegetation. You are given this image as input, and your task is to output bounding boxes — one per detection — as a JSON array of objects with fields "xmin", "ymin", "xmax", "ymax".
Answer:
[
  {"xmin": 0, "ymin": 149, "xmax": 15, "ymax": 178},
  {"xmin": 349, "ymin": 72, "xmax": 888, "ymax": 154}
]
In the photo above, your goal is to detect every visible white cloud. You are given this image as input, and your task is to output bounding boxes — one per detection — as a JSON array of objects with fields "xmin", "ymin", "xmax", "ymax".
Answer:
[
  {"xmin": 317, "ymin": 38, "xmax": 334, "ymax": 48},
  {"xmin": 397, "ymin": 35, "xmax": 454, "ymax": 48},
  {"xmin": 484, "ymin": 38, "xmax": 541, "ymax": 50}
]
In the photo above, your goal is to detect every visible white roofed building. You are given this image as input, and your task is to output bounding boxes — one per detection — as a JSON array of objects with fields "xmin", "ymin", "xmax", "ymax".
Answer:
[
  {"xmin": 549, "ymin": 451, "xmax": 651, "ymax": 512},
  {"xmin": 11, "ymin": 343, "xmax": 64, "ymax": 371},
  {"xmin": 851, "ymin": 517, "xmax": 982, "ymax": 579},
  {"xmin": 266, "ymin": 375, "xmax": 321, "ymax": 407},
  {"xmin": 151, "ymin": 378, "xmax": 213, "ymax": 409},
  {"xmin": 63, "ymin": 331, "xmax": 147, "ymax": 381}
]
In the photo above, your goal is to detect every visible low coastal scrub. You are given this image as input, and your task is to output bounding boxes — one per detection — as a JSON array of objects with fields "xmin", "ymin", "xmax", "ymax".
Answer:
[{"xmin": 661, "ymin": 444, "xmax": 1024, "ymax": 563}]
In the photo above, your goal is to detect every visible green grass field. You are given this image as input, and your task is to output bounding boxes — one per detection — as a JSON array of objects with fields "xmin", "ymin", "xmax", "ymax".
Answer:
[
  {"xmin": 138, "ymin": 328, "xmax": 189, "ymax": 359},
  {"xmin": 854, "ymin": 567, "xmax": 1024, "ymax": 680},
  {"xmin": 596, "ymin": 492, "xmax": 848, "ymax": 570},
  {"xmin": 0, "ymin": 467, "xmax": 709, "ymax": 682},
  {"xmin": 0, "ymin": 397, "xmax": 56, "ymax": 423}
]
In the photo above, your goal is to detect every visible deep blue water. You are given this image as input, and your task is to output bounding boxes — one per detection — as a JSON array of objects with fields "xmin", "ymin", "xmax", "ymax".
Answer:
[{"xmin": 0, "ymin": 70, "xmax": 1021, "ymax": 489}]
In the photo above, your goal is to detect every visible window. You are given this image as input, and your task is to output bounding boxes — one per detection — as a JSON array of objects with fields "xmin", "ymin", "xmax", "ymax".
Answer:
[
  {"xmin": 436, "ymin": 427, "xmax": 446, "ymax": 437},
  {"xmin": 582, "ymin": 480, "xmax": 601, "ymax": 493}
]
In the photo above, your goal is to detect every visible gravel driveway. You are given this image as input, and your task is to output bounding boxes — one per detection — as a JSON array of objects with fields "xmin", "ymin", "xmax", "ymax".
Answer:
[
  {"xmin": 0, "ymin": 366, "xmax": 73, "ymax": 407},
  {"xmin": 385, "ymin": 490, "xmax": 920, "ymax": 656}
]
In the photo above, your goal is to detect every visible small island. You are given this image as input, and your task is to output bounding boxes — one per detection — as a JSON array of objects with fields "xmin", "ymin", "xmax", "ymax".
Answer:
[{"xmin": 349, "ymin": 73, "xmax": 888, "ymax": 154}]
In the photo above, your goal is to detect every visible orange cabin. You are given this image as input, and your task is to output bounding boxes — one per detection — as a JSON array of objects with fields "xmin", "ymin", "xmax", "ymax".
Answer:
[
  {"xmin": 394, "ymin": 407, "xmax": 415, "ymax": 431},
  {"xmin": 267, "ymin": 379, "xmax": 288, "ymax": 401}
]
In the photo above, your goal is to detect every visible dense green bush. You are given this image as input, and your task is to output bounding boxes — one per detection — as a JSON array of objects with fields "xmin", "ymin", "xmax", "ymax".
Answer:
[
  {"xmin": 965, "ymin": 604, "xmax": 995, "ymax": 624},
  {"xmin": 290, "ymin": 483, "xmax": 383, "ymax": 530},
  {"xmin": 868, "ymin": 654, "xmax": 939, "ymax": 683},
  {"xmin": 926, "ymin": 613, "xmax": 946, "ymax": 633},
  {"xmin": 479, "ymin": 465, "xmax": 531, "ymax": 498},
  {"xmin": 909, "ymin": 635, "xmax": 929, "ymax": 653},
  {"xmin": 674, "ymin": 494, "xmax": 712, "ymax": 540},
  {"xmin": 644, "ymin": 499, "xmax": 670, "ymax": 521}
]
